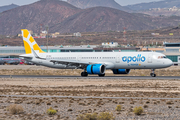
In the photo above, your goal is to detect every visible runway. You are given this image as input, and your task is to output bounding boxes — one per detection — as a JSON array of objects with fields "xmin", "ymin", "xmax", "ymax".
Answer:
[{"xmin": 0, "ymin": 75, "xmax": 180, "ymax": 79}]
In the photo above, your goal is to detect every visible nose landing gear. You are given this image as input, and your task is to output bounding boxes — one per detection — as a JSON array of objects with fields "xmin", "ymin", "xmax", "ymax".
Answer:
[{"xmin": 150, "ymin": 69, "xmax": 156, "ymax": 77}]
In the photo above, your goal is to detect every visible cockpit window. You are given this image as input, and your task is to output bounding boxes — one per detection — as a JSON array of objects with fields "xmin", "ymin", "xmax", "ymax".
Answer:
[
  {"xmin": 163, "ymin": 56, "xmax": 167, "ymax": 58},
  {"xmin": 158, "ymin": 56, "xmax": 167, "ymax": 59}
]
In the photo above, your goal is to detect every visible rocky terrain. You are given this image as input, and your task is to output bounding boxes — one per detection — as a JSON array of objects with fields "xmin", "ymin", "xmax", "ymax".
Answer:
[
  {"xmin": 0, "ymin": 0, "xmax": 180, "ymax": 35},
  {"xmin": 1, "ymin": 25, "xmax": 180, "ymax": 46},
  {"xmin": 0, "ymin": 65, "xmax": 179, "ymax": 119},
  {"xmin": 0, "ymin": 77, "xmax": 180, "ymax": 119},
  {"xmin": 0, "ymin": 0, "xmax": 81, "ymax": 35},
  {"xmin": 67, "ymin": 0, "xmax": 131, "ymax": 12}
]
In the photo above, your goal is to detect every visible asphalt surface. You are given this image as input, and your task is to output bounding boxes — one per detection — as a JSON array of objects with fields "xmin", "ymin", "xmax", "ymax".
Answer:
[
  {"xmin": 1, "ymin": 95, "xmax": 180, "ymax": 100},
  {"xmin": 0, "ymin": 75, "xmax": 180, "ymax": 80}
]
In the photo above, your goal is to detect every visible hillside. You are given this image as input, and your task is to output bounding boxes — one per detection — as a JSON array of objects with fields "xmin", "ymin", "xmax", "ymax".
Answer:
[
  {"xmin": 0, "ymin": 4, "xmax": 19, "ymax": 13},
  {"xmin": 0, "ymin": 0, "xmax": 180, "ymax": 35},
  {"xmin": 67, "ymin": 0, "xmax": 131, "ymax": 12},
  {"xmin": 0, "ymin": 0, "xmax": 80, "ymax": 35},
  {"xmin": 50, "ymin": 7, "xmax": 180, "ymax": 33},
  {"xmin": 50, "ymin": 7, "xmax": 157, "ymax": 33},
  {"xmin": 139, "ymin": 9, "xmax": 180, "ymax": 16},
  {"xmin": 127, "ymin": 0, "xmax": 180, "ymax": 11},
  {"xmin": 1, "ymin": 26, "xmax": 180, "ymax": 46}
]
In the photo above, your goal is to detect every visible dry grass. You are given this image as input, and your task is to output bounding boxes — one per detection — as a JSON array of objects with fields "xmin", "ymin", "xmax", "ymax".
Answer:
[
  {"xmin": 115, "ymin": 105, "xmax": 122, "ymax": 112},
  {"xmin": 7, "ymin": 104, "xmax": 24, "ymax": 114},
  {"xmin": 133, "ymin": 107, "xmax": 144, "ymax": 115},
  {"xmin": 0, "ymin": 69, "xmax": 82, "ymax": 76},
  {"xmin": 46, "ymin": 107, "xmax": 57, "ymax": 115},
  {"xmin": 77, "ymin": 112, "xmax": 115, "ymax": 120},
  {"xmin": 1, "ymin": 77, "xmax": 180, "ymax": 99},
  {"xmin": 0, "ymin": 65, "xmax": 179, "ymax": 76}
]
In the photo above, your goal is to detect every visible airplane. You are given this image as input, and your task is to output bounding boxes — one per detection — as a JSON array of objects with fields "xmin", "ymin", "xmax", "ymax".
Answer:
[
  {"xmin": 20, "ymin": 29, "xmax": 173, "ymax": 77},
  {"xmin": 0, "ymin": 56, "xmax": 22, "ymax": 65}
]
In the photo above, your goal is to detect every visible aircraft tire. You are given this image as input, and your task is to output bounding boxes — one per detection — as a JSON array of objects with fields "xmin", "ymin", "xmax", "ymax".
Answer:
[
  {"xmin": 81, "ymin": 72, "xmax": 88, "ymax": 77},
  {"xmin": 150, "ymin": 73, "xmax": 156, "ymax": 77},
  {"xmin": 98, "ymin": 74, "xmax": 105, "ymax": 77}
]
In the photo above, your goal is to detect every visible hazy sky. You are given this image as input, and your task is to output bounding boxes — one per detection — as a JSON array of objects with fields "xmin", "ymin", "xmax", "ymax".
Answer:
[{"xmin": 0, "ymin": 0, "xmax": 163, "ymax": 6}]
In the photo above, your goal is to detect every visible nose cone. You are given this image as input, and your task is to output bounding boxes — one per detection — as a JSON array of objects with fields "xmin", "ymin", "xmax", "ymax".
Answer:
[{"xmin": 167, "ymin": 59, "xmax": 173, "ymax": 67}]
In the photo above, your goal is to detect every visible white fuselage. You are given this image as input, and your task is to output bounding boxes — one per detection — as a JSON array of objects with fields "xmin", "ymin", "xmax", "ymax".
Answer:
[{"xmin": 24, "ymin": 52, "xmax": 173, "ymax": 70}]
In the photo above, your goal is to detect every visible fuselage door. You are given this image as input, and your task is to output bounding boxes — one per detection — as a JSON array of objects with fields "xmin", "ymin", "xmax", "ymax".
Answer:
[
  {"xmin": 38, "ymin": 54, "xmax": 45, "ymax": 64},
  {"xmin": 116, "ymin": 55, "xmax": 120, "ymax": 63},
  {"xmin": 148, "ymin": 53, "xmax": 153, "ymax": 63},
  {"xmin": 77, "ymin": 55, "xmax": 82, "ymax": 61}
]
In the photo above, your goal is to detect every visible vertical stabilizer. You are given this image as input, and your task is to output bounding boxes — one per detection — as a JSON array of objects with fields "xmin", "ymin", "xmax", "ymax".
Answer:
[{"xmin": 21, "ymin": 29, "xmax": 45, "ymax": 54}]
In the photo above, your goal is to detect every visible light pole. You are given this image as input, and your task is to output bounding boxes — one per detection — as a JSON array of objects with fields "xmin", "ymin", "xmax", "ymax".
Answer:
[{"xmin": 45, "ymin": 25, "xmax": 49, "ymax": 53}]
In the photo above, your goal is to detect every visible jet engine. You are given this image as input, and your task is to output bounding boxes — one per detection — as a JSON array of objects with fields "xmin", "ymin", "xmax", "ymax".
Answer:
[
  {"xmin": 112, "ymin": 69, "xmax": 131, "ymax": 74},
  {"xmin": 87, "ymin": 64, "xmax": 106, "ymax": 74}
]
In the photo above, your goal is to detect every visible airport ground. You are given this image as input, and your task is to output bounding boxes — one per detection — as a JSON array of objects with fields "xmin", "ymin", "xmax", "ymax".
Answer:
[{"xmin": 0, "ymin": 65, "xmax": 180, "ymax": 119}]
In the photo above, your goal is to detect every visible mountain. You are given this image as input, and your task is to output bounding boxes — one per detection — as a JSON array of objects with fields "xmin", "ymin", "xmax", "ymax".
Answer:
[
  {"xmin": 0, "ymin": 0, "xmax": 81, "ymax": 35},
  {"xmin": 0, "ymin": 4, "xmax": 19, "ymax": 13},
  {"xmin": 0, "ymin": 0, "xmax": 180, "ymax": 35},
  {"xmin": 67, "ymin": 0, "xmax": 131, "ymax": 12},
  {"xmin": 50, "ymin": 7, "xmax": 180, "ymax": 33},
  {"xmin": 139, "ymin": 9, "xmax": 180, "ymax": 17},
  {"xmin": 127, "ymin": 0, "xmax": 180, "ymax": 11},
  {"xmin": 50, "ymin": 7, "xmax": 156, "ymax": 33}
]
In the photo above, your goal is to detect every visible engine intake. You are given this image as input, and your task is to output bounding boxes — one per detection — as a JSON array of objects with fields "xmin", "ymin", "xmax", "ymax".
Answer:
[
  {"xmin": 87, "ymin": 64, "xmax": 106, "ymax": 74},
  {"xmin": 112, "ymin": 69, "xmax": 131, "ymax": 74}
]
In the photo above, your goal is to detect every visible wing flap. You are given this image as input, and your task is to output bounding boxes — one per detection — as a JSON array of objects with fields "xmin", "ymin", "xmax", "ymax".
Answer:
[
  {"xmin": 50, "ymin": 59, "xmax": 111, "ymax": 69},
  {"xmin": 50, "ymin": 59, "xmax": 89, "ymax": 68}
]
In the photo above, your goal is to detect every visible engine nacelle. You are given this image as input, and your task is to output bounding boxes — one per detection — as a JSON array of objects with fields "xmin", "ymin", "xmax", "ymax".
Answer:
[
  {"xmin": 112, "ymin": 69, "xmax": 131, "ymax": 74},
  {"xmin": 87, "ymin": 64, "xmax": 106, "ymax": 74}
]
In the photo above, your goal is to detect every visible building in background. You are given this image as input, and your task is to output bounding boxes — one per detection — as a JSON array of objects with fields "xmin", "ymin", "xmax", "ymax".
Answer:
[
  {"xmin": 102, "ymin": 42, "xmax": 119, "ymax": 47},
  {"xmin": 141, "ymin": 43, "xmax": 180, "ymax": 65},
  {"xmin": 0, "ymin": 42, "xmax": 180, "ymax": 65},
  {"xmin": 73, "ymin": 32, "xmax": 81, "ymax": 37},
  {"xmin": 163, "ymin": 42, "xmax": 180, "ymax": 65},
  {"xmin": 0, "ymin": 45, "xmax": 140, "ymax": 55}
]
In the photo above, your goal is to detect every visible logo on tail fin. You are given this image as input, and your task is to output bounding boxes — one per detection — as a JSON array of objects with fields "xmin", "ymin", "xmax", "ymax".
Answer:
[{"xmin": 21, "ymin": 29, "xmax": 45, "ymax": 54}]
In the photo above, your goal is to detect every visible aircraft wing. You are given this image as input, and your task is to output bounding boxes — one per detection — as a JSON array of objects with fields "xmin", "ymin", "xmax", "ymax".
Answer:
[
  {"xmin": 50, "ymin": 59, "xmax": 96, "ymax": 69},
  {"xmin": 50, "ymin": 59, "xmax": 113, "ymax": 69}
]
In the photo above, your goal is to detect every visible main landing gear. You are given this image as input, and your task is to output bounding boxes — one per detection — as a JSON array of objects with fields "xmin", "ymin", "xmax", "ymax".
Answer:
[
  {"xmin": 98, "ymin": 74, "xmax": 105, "ymax": 77},
  {"xmin": 81, "ymin": 70, "xmax": 105, "ymax": 77},
  {"xmin": 150, "ymin": 69, "xmax": 156, "ymax": 77},
  {"xmin": 81, "ymin": 72, "xmax": 88, "ymax": 77}
]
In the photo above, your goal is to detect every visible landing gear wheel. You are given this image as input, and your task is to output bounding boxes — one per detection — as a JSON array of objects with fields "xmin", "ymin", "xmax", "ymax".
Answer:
[
  {"xmin": 150, "ymin": 69, "xmax": 156, "ymax": 77},
  {"xmin": 81, "ymin": 72, "xmax": 88, "ymax": 77},
  {"xmin": 150, "ymin": 73, "xmax": 156, "ymax": 77},
  {"xmin": 98, "ymin": 74, "xmax": 105, "ymax": 77}
]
